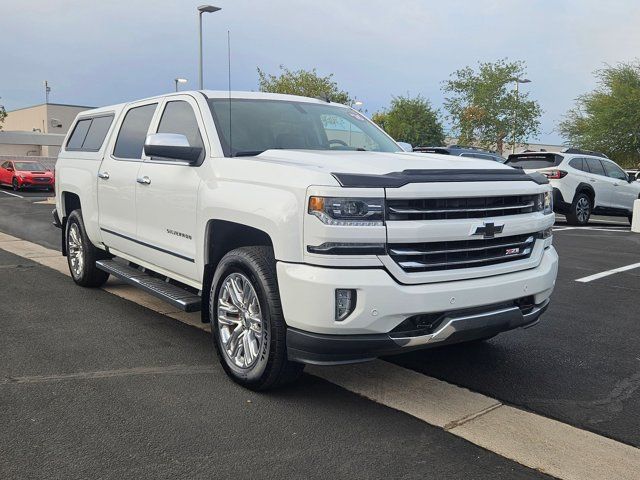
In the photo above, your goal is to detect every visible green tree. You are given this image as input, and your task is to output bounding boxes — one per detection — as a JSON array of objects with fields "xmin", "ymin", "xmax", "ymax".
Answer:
[
  {"xmin": 257, "ymin": 65, "xmax": 351, "ymax": 105},
  {"xmin": 442, "ymin": 59, "xmax": 541, "ymax": 154},
  {"xmin": 559, "ymin": 62, "xmax": 640, "ymax": 168},
  {"xmin": 372, "ymin": 95, "xmax": 444, "ymax": 147}
]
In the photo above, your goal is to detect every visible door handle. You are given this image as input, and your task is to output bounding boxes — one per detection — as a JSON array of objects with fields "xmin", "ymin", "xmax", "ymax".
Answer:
[
  {"xmin": 97, "ymin": 171, "xmax": 110, "ymax": 180},
  {"xmin": 613, "ymin": 182, "xmax": 621, "ymax": 186},
  {"xmin": 136, "ymin": 176, "xmax": 151, "ymax": 185},
  {"xmin": 589, "ymin": 179, "xmax": 596, "ymax": 183}
]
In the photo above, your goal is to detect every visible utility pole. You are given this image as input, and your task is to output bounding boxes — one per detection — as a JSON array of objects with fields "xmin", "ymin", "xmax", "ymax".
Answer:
[{"xmin": 44, "ymin": 81, "xmax": 51, "ymax": 104}]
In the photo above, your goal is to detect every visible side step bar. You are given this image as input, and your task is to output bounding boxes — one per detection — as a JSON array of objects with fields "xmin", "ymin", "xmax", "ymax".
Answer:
[{"xmin": 96, "ymin": 260, "xmax": 201, "ymax": 312}]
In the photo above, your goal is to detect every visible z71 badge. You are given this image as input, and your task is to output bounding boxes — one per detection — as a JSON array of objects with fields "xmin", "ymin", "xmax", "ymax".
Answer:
[{"xmin": 505, "ymin": 247, "xmax": 520, "ymax": 255}]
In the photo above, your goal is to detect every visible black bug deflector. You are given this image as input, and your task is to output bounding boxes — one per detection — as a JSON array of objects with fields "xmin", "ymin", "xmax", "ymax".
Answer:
[{"xmin": 331, "ymin": 169, "xmax": 549, "ymax": 188}]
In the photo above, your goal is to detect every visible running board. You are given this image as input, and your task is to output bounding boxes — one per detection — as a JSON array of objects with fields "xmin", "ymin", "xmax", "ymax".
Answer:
[{"xmin": 95, "ymin": 260, "xmax": 201, "ymax": 312}]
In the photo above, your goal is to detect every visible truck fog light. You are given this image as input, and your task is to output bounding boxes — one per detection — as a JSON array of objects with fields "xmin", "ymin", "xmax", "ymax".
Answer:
[
  {"xmin": 335, "ymin": 289, "xmax": 356, "ymax": 321},
  {"xmin": 538, "ymin": 227, "xmax": 553, "ymax": 239}
]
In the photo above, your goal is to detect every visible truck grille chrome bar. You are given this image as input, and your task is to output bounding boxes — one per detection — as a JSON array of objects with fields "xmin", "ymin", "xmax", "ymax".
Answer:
[
  {"xmin": 387, "ymin": 195, "xmax": 540, "ymax": 221},
  {"xmin": 388, "ymin": 233, "xmax": 536, "ymax": 272}
]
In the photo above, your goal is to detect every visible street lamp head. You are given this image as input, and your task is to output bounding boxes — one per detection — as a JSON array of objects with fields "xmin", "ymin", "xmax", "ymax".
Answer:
[
  {"xmin": 354, "ymin": 100, "xmax": 364, "ymax": 107},
  {"xmin": 198, "ymin": 5, "xmax": 221, "ymax": 13},
  {"xmin": 175, "ymin": 78, "xmax": 188, "ymax": 84}
]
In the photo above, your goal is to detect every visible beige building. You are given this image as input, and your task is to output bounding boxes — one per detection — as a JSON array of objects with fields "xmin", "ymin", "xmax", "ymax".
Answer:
[{"xmin": 1, "ymin": 103, "xmax": 93, "ymax": 156}]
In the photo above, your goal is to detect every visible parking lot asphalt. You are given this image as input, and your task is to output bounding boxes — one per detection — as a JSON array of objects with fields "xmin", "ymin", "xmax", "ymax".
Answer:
[
  {"xmin": 1, "ymin": 191, "xmax": 639, "ymax": 473},
  {"xmin": 0, "ymin": 247, "xmax": 551, "ymax": 480}
]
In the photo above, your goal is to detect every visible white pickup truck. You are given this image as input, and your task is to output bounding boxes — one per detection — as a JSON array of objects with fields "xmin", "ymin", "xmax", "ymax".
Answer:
[{"xmin": 54, "ymin": 91, "xmax": 558, "ymax": 390}]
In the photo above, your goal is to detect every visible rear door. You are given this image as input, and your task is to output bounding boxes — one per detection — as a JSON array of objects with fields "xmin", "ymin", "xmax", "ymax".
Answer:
[
  {"xmin": 98, "ymin": 101, "xmax": 159, "ymax": 257},
  {"xmin": 134, "ymin": 96, "xmax": 206, "ymax": 281},
  {"xmin": 602, "ymin": 159, "xmax": 637, "ymax": 211},
  {"xmin": 583, "ymin": 157, "xmax": 613, "ymax": 208}
]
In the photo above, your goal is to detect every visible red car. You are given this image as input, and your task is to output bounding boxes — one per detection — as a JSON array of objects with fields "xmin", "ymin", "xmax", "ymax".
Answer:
[{"xmin": 0, "ymin": 160, "xmax": 55, "ymax": 191}]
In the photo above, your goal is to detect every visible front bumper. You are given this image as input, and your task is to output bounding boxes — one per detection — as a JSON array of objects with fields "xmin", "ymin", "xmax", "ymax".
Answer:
[
  {"xmin": 287, "ymin": 298, "xmax": 549, "ymax": 365},
  {"xmin": 278, "ymin": 246, "xmax": 558, "ymax": 364},
  {"xmin": 17, "ymin": 178, "xmax": 54, "ymax": 188}
]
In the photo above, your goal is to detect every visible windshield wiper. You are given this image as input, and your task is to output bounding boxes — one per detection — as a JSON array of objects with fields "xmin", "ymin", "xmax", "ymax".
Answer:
[{"xmin": 232, "ymin": 150, "xmax": 265, "ymax": 157}]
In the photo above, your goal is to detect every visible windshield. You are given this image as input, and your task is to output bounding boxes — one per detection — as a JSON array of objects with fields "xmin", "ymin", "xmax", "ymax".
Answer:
[
  {"xmin": 14, "ymin": 162, "xmax": 46, "ymax": 171},
  {"xmin": 208, "ymin": 98, "xmax": 400, "ymax": 157}
]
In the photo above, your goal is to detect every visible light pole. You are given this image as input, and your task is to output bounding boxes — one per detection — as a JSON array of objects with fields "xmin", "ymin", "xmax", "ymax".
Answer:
[
  {"xmin": 508, "ymin": 77, "xmax": 531, "ymax": 154},
  {"xmin": 174, "ymin": 78, "xmax": 188, "ymax": 92},
  {"xmin": 198, "ymin": 5, "xmax": 221, "ymax": 90}
]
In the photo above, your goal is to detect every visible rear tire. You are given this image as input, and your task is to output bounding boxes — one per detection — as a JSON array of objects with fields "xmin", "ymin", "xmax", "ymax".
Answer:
[
  {"xmin": 210, "ymin": 246, "xmax": 304, "ymax": 391},
  {"xmin": 566, "ymin": 192, "xmax": 592, "ymax": 225},
  {"xmin": 65, "ymin": 210, "xmax": 110, "ymax": 287}
]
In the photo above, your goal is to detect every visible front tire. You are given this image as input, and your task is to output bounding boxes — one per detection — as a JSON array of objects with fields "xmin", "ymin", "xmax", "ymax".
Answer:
[
  {"xmin": 210, "ymin": 246, "xmax": 304, "ymax": 391},
  {"xmin": 12, "ymin": 178, "xmax": 20, "ymax": 191},
  {"xmin": 65, "ymin": 210, "xmax": 110, "ymax": 287},
  {"xmin": 566, "ymin": 193, "xmax": 592, "ymax": 226}
]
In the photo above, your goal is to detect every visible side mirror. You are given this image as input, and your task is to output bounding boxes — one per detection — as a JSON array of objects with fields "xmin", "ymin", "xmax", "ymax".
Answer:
[
  {"xmin": 144, "ymin": 133, "xmax": 202, "ymax": 163},
  {"xmin": 397, "ymin": 142, "xmax": 413, "ymax": 152}
]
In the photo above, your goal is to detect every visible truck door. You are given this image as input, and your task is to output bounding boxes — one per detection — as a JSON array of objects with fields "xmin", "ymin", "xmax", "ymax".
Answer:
[
  {"xmin": 134, "ymin": 96, "xmax": 205, "ymax": 282},
  {"xmin": 97, "ymin": 101, "xmax": 158, "ymax": 258}
]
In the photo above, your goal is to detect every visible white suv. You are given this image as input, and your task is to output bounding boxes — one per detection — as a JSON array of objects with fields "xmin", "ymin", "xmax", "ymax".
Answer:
[
  {"xmin": 53, "ymin": 91, "xmax": 558, "ymax": 390},
  {"xmin": 506, "ymin": 149, "xmax": 640, "ymax": 225}
]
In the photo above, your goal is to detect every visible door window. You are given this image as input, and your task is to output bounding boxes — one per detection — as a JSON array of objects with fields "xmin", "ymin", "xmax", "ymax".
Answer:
[
  {"xmin": 585, "ymin": 158, "xmax": 606, "ymax": 176},
  {"xmin": 156, "ymin": 101, "xmax": 204, "ymax": 161},
  {"xmin": 602, "ymin": 161, "xmax": 628, "ymax": 180},
  {"xmin": 113, "ymin": 104, "xmax": 158, "ymax": 160}
]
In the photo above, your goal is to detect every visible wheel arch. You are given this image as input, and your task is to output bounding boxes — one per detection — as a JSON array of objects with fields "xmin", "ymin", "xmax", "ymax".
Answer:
[
  {"xmin": 59, "ymin": 191, "xmax": 82, "ymax": 256},
  {"xmin": 573, "ymin": 183, "xmax": 595, "ymax": 204},
  {"xmin": 201, "ymin": 220, "xmax": 274, "ymax": 323}
]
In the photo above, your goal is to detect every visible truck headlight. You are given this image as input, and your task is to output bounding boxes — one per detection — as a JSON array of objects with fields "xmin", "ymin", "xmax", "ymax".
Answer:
[
  {"xmin": 537, "ymin": 191, "xmax": 553, "ymax": 215},
  {"xmin": 308, "ymin": 197, "xmax": 384, "ymax": 226}
]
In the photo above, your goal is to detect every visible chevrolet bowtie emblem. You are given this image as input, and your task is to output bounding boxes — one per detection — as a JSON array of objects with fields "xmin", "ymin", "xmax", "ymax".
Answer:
[{"xmin": 473, "ymin": 222, "xmax": 504, "ymax": 239}]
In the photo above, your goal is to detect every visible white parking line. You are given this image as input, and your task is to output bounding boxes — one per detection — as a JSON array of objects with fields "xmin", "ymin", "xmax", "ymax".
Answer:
[
  {"xmin": 576, "ymin": 262, "xmax": 640, "ymax": 283},
  {"xmin": 0, "ymin": 190, "xmax": 24, "ymax": 198},
  {"xmin": 1, "ymin": 233, "xmax": 640, "ymax": 480}
]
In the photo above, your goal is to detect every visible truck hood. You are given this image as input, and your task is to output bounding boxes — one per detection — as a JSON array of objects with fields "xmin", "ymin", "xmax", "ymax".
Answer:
[{"xmin": 254, "ymin": 150, "xmax": 512, "ymax": 175}]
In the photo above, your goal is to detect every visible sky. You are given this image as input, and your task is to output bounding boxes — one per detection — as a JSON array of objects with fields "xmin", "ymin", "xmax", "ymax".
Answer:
[{"xmin": 1, "ymin": 0, "xmax": 639, "ymax": 144}]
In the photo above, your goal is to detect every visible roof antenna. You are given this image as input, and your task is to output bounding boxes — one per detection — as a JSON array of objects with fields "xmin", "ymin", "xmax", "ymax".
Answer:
[{"xmin": 227, "ymin": 30, "xmax": 233, "ymax": 157}]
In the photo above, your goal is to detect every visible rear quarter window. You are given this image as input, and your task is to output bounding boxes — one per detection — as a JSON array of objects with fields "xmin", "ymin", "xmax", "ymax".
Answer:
[{"xmin": 569, "ymin": 158, "xmax": 585, "ymax": 171}]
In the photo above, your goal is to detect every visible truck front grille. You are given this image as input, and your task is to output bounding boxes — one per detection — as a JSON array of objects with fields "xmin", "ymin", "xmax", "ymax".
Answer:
[
  {"xmin": 388, "ymin": 233, "xmax": 536, "ymax": 272},
  {"xmin": 387, "ymin": 194, "xmax": 540, "ymax": 221}
]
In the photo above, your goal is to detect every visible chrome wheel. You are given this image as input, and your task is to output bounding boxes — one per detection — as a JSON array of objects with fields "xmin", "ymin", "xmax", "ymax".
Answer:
[
  {"xmin": 67, "ymin": 223, "xmax": 84, "ymax": 277},
  {"xmin": 576, "ymin": 197, "xmax": 590, "ymax": 223},
  {"xmin": 217, "ymin": 273, "xmax": 264, "ymax": 369}
]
